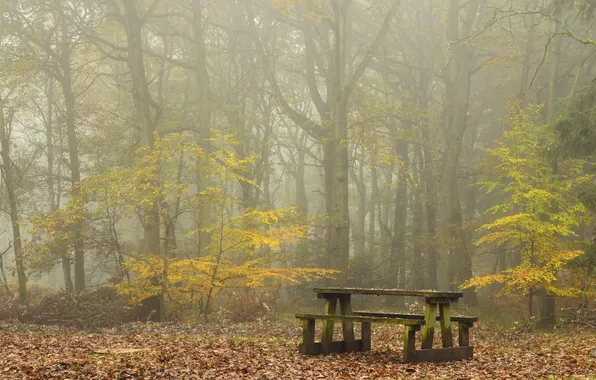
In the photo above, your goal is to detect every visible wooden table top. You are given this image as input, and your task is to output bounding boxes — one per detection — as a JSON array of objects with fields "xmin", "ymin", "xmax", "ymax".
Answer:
[{"xmin": 313, "ymin": 287, "xmax": 463, "ymax": 299}]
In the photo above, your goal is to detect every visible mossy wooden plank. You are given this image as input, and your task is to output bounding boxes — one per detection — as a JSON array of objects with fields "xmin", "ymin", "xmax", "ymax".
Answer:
[
  {"xmin": 439, "ymin": 303, "xmax": 453, "ymax": 348},
  {"xmin": 295, "ymin": 314, "xmax": 425, "ymax": 325},
  {"xmin": 314, "ymin": 287, "xmax": 463, "ymax": 299},
  {"xmin": 421, "ymin": 302, "xmax": 438, "ymax": 349},
  {"xmin": 353, "ymin": 311, "xmax": 477, "ymax": 323}
]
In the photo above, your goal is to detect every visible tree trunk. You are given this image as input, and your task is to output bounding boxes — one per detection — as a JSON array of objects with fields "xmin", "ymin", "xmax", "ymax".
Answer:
[
  {"xmin": 352, "ymin": 162, "xmax": 367, "ymax": 258},
  {"xmin": 59, "ymin": 16, "xmax": 85, "ymax": 293},
  {"xmin": 388, "ymin": 127, "xmax": 408, "ymax": 305},
  {"xmin": 369, "ymin": 158, "xmax": 379, "ymax": 251},
  {"xmin": 411, "ymin": 146, "xmax": 424, "ymax": 288},
  {"xmin": 441, "ymin": 0, "xmax": 478, "ymax": 305},
  {"xmin": 44, "ymin": 77, "xmax": 74, "ymax": 293},
  {"xmin": 295, "ymin": 131, "xmax": 308, "ymax": 216},
  {"xmin": 0, "ymin": 98, "xmax": 27, "ymax": 305},
  {"xmin": 121, "ymin": 0, "xmax": 163, "ymax": 319},
  {"xmin": 538, "ymin": 5, "xmax": 563, "ymax": 328},
  {"xmin": 193, "ymin": 0, "xmax": 214, "ymax": 256},
  {"xmin": 122, "ymin": 0, "xmax": 161, "ymax": 257}
]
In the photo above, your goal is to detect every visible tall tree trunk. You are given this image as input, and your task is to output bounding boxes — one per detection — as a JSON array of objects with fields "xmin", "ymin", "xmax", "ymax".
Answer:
[
  {"xmin": 538, "ymin": 5, "xmax": 563, "ymax": 328},
  {"xmin": 325, "ymin": 0, "xmax": 350, "ymax": 286},
  {"xmin": 0, "ymin": 98, "xmax": 27, "ymax": 304},
  {"xmin": 412, "ymin": 146, "xmax": 424, "ymax": 288},
  {"xmin": 380, "ymin": 166, "xmax": 393, "ymax": 287},
  {"xmin": 441, "ymin": 0, "xmax": 478, "ymax": 304},
  {"xmin": 121, "ymin": 0, "xmax": 163, "ymax": 319},
  {"xmin": 369, "ymin": 157, "xmax": 379, "ymax": 251},
  {"xmin": 388, "ymin": 133, "xmax": 408, "ymax": 304},
  {"xmin": 295, "ymin": 130, "xmax": 308, "ymax": 216},
  {"xmin": 59, "ymin": 17, "xmax": 85, "ymax": 293},
  {"xmin": 193, "ymin": 0, "xmax": 214, "ymax": 256},
  {"xmin": 45, "ymin": 77, "xmax": 74, "ymax": 293},
  {"xmin": 352, "ymin": 162, "xmax": 367, "ymax": 258},
  {"xmin": 519, "ymin": 10, "xmax": 536, "ymax": 106},
  {"xmin": 122, "ymin": 0, "xmax": 160, "ymax": 256}
]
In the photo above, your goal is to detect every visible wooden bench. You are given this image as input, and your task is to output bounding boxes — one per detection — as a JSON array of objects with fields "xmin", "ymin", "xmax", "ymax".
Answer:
[
  {"xmin": 296, "ymin": 287, "xmax": 477, "ymax": 362},
  {"xmin": 353, "ymin": 311, "xmax": 477, "ymax": 347},
  {"xmin": 295, "ymin": 313, "xmax": 425, "ymax": 360}
]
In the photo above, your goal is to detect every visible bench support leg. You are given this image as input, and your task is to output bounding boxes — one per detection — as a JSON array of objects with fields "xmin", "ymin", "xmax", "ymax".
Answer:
[
  {"xmin": 339, "ymin": 295, "xmax": 356, "ymax": 351},
  {"xmin": 458, "ymin": 323, "xmax": 471, "ymax": 347},
  {"xmin": 421, "ymin": 301, "xmax": 438, "ymax": 349},
  {"xmin": 300, "ymin": 319, "xmax": 316, "ymax": 354},
  {"xmin": 361, "ymin": 322, "xmax": 371, "ymax": 351},
  {"xmin": 321, "ymin": 296, "xmax": 337, "ymax": 352},
  {"xmin": 403, "ymin": 325, "xmax": 419, "ymax": 363},
  {"xmin": 439, "ymin": 303, "xmax": 453, "ymax": 348}
]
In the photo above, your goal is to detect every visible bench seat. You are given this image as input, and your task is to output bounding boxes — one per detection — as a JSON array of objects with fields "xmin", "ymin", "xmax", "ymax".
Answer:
[
  {"xmin": 354, "ymin": 311, "xmax": 476, "ymax": 348},
  {"xmin": 353, "ymin": 311, "xmax": 477, "ymax": 324},
  {"xmin": 295, "ymin": 313, "xmax": 425, "ymax": 325}
]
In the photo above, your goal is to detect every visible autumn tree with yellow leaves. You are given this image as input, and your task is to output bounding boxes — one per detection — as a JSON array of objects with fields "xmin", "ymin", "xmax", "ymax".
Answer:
[
  {"xmin": 462, "ymin": 105, "xmax": 593, "ymax": 317},
  {"xmin": 27, "ymin": 133, "xmax": 333, "ymax": 321}
]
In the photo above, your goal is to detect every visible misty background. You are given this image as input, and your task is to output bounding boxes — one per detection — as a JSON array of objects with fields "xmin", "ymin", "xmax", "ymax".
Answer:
[{"xmin": 0, "ymin": 0, "xmax": 596, "ymax": 326}]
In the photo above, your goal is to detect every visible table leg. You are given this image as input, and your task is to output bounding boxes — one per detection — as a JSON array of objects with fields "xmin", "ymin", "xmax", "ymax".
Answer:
[
  {"xmin": 403, "ymin": 325, "xmax": 419, "ymax": 362},
  {"xmin": 339, "ymin": 295, "xmax": 356, "ymax": 351},
  {"xmin": 458, "ymin": 322, "xmax": 471, "ymax": 347},
  {"xmin": 321, "ymin": 296, "xmax": 337, "ymax": 352},
  {"xmin": 361, "ymin": 322, "xmax": 371, "ymax": 351},
  {"xmin": 421, "ymin": 301, "xmax": 438, "ymax": 349},
  {"xmin": 300, "ymin": 319, "xmax": 316, "ymax": 354},
  {"xmin": 439, "ymin": 303, "xmax": 453, "ymax": 348}
]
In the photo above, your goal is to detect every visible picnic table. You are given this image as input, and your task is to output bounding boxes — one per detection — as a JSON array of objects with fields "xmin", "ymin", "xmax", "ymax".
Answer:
[{"xmin": 295, "ymin": 287, "xmax": 477, "ymax": 363}]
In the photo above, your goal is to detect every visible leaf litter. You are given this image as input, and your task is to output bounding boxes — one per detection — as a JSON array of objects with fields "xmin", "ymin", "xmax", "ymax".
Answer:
[{"xmin": 0, "ymin": 320, "xmax": 595, "ymax": 379}]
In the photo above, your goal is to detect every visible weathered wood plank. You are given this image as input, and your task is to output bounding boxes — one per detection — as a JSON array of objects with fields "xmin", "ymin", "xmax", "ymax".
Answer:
[
  {"xmin": 295, "ymin": 314, "xmax": 425, "ymax": 325},
  {"xmin": 353, "ymin": 311, "xmax": 477, "ymax": 324},
  {"xmin": 421, "ymin": 302, "xmax": 438, "ymax": 349},
  {"xmin": 361, "ymin": 322, "xmax": 371, "ymax": 351},
  {"xmin": 405, "ymin": 346, "xmax": 473, "ymax": 363},
  {"xmin": 300, "ymin": 318, "xmax": 316, "ymax": 354},
  {"xmin": 459, "ymin": 322, "xmax": 471, "ymax": 347},
  {"xmin": 402, "ymin": 325, "xmax": 419, "ymax": 363},
  {"xmin": 426, "ymin": 297, "xmax": 457, "ymax": 304},
  {"xmin": 314, "ymin": 287, "xmax": 463, "ymax": 299},
  {"xmin": 321, "ymin": 297, "xmax": 337, "ymax": 351},
  {"xmin": 439, "ymin": 303, "xmax": 453, "ymax": 348},
  {"xmin": 338, "ymin": 295, "xmax": 356, "ymax": 351}
]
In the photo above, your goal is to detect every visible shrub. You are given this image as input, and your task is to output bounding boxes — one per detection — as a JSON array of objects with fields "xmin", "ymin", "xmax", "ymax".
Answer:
[
  {"xmin": 218, "ymin": 289, "xmax": 278, "ymax": 323},
  {"xmin": 30, "ymin": 287, "xmax": 136, "ymax": 329}
]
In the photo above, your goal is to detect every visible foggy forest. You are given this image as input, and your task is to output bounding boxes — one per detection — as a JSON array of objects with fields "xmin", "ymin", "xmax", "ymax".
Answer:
[{"xmin": 1, "ymin": 0, "xmax": 596, "ymax": 378}]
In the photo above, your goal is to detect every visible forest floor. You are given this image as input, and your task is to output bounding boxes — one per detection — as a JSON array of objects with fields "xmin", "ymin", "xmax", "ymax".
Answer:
[{"xmin": 0, "ymin": 318, "xmax": 595, "ymax": 379}]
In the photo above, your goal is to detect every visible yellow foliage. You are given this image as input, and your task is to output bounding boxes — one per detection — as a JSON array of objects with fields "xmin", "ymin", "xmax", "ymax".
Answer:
[{"xmin": 464, "ymin": 104, "xmax": 593, "ymax": 300}]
